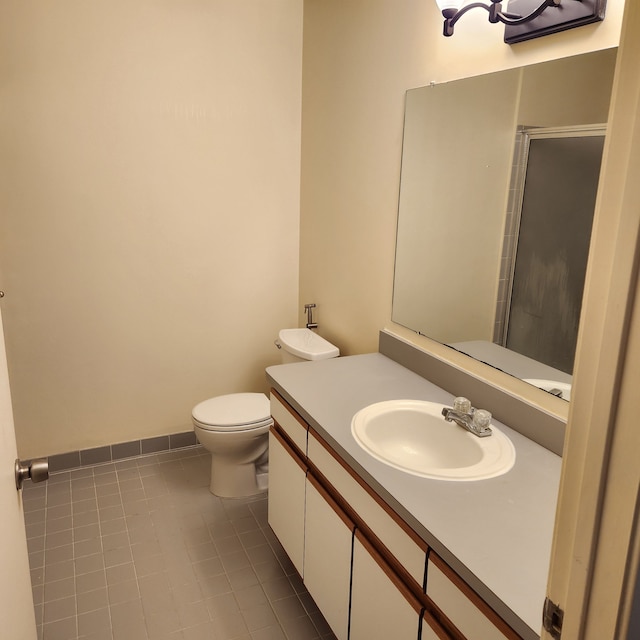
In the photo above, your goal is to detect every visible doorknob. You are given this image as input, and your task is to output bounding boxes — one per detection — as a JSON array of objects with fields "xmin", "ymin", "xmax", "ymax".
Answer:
[{"xmin": 15, "ymin": 458, "xmax": 49, "ymax": 490}]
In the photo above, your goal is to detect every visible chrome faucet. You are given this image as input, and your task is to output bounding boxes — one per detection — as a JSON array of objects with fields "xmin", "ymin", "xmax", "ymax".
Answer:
[
  {"xmin": 442, "ymin": 397, "xmax": 493, "ymax": 437},
  {"xmin": 304, "ymin": 303, "xmax": 318, "ymax": 329}
]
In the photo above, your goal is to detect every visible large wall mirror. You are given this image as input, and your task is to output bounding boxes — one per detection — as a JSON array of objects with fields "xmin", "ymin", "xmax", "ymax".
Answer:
[{"xmin": 392, "ymin": 49, "xmax": 617, "ymax": 402}]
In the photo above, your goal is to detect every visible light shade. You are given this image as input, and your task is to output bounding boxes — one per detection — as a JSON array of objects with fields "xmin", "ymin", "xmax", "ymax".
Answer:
[{"xmin": 435, "ymin": 0, "xmax": 465, "ymax": 13}]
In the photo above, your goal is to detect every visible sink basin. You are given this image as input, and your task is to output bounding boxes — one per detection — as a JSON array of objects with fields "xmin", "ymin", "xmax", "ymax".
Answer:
[
  {"xmin": 523, "ymin": 379, "xmax": 572, "ymax": 401},
  {"xmin": 351, "ymin": 400, "xmax": 515, "ymax": 481}
]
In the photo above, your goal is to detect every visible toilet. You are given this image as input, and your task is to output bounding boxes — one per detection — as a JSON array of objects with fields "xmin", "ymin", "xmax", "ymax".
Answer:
[
  {"xmin": 193, "ymin": 393, "xmax": 272, "ymax": 498},
  {"xmin": 192, "ymin": 328, "xmax": 339, "ymax": 498}
]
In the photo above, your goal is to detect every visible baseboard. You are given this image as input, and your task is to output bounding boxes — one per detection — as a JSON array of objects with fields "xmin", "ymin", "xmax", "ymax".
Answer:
[{"xmin": 47, "ymin": 430, "xmax": 199, "ymax": 473}]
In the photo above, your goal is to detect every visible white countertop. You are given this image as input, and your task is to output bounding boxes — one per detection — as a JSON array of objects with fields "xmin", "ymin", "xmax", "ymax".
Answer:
[{"xmin": 266, "ymin": 353, "xmax": 562, "ymax": 640}]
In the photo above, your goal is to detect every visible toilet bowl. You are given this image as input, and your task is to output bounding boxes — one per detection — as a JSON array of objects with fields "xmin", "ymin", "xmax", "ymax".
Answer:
[
  {"xmin": 192, "ymin": 393, "xmax": 272, "ymax": 498},
  {"xmin": 193, "ymin": 328, "xmax": 340, "ymax": 498}
]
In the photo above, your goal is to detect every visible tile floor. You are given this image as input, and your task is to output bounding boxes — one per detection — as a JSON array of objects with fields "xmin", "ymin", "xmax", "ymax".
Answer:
[{"xmin": 23, "ymin": 446, "xmax": 336, "ymax": 640}]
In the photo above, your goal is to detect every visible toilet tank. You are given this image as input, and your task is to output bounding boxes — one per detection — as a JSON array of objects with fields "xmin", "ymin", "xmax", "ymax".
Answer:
[{"xmin": 277, "ymin": 328, "xmax": 339, "ymax": 363}]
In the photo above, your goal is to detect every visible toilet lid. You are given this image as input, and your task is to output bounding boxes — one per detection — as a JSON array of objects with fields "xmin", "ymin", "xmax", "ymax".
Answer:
[{"xmin": 192, "ymin": 393, "xmax": 271, "ymax": 430}]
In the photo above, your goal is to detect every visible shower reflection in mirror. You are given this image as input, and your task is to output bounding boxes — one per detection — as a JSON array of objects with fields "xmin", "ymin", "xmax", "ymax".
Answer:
[
  {"xmin": 391, "ymin": 49, "xmax": 616, "ymax": 401},
  {"xmin": 495, "ymin": 125, "xmax": 605, "ymax": 374}
]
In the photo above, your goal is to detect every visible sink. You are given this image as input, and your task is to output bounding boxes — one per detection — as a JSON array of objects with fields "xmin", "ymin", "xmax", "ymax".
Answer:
[
  {"xmin": 351, "ymin": 399, "xmax": 515, "ymax": 481},
  {"xmin": 523, "ymin": 378, "xmax": 572, "ymax": 401}
]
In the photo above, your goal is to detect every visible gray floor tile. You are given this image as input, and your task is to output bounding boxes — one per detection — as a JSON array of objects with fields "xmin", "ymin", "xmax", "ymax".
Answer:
[
  {"xmin": 105, "ymin": 562, "xmax": 136, "ymax": 586},
  {"xmin": 250, "ymin": 626, "xmax": 287, "ymax": 640},
  {"xmin": 45, "ymin": 517, "xmax": 71, "ymax": 534},
  {"xmin": 47, "ymin": 504, "xmax": 72, "ymax": 520},
  {"xmin": 45, "ymin": 544, "xmax": 73, "ymax": 565},
  {"xmin": 76, "ymin": 587, "xmax": 109, "ymax": 615},
  {"xmin": 75, "ymin": 570, "xmax": 106, "ymax": 594},
  {"xmin": 77, "ymin": 605, "xmax": 110, "ymax": 637},
  {"xmin": 43, "ymin": 594, "xmax": 76, "ymax": 624},
  {"xmin": 42, "ymin": 615, "xmax": 78, "ymax": 640},
  {"xmin": 24, "ymin": 447, "xmax": 330, "ymax": 640},
  {"xmin": 44, "ymin": 577, "xmax": 76, "ymax": 602},
  {"xmin": 44, "ymin": 559, "xmax": 74, "ymax": 582},
  {"xmin": 74, "ymin": 553, "xmax": 104, "ymax": 576}
]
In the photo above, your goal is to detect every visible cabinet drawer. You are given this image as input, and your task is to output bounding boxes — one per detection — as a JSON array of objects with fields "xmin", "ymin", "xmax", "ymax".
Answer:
[
  {"xmin": 308, "ymin": 429, "xmax": 428, "ymax": 590},
  {"xmin": 270, "ymin": 390, "xmax": 308, "ymax": 454},
  {"xmin": 427, "ymin": 554, "xmax": 522, "ymax": 640}
]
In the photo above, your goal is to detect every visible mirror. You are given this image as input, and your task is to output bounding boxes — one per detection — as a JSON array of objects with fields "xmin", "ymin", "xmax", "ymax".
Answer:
[{"xmin": 392, "ymin": 49, "xmax": 617, "ymax": 401}]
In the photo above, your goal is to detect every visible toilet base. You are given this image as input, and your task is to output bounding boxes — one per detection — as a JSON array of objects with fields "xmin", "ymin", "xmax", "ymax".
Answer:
[{"xmin": 209, "ymin": 455, "xmax": 267, "ymax": 498}]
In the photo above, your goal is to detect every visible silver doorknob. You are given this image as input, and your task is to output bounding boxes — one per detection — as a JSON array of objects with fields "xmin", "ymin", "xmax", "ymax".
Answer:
[{"xmin": 15, "ymin": 458, "xmax": 49, "ymax": 490}]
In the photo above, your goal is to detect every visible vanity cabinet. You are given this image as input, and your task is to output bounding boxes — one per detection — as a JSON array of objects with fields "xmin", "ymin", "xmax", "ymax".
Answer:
[{"xmin": 268, "ymin": 390, "xmax": 524, "ymax": 640}]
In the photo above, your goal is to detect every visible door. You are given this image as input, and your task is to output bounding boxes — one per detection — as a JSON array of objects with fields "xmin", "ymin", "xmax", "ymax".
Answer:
[
  {"xmin": 0, "ymin": 305, "xmax": 37, "ymax": 637},
  {"xmin": 504, "ymin": 127, "xmax": 605, "ymax": 374},
  {"xmin": 544, "ymin": 3, "xmax": 640, "ymax": 639}
]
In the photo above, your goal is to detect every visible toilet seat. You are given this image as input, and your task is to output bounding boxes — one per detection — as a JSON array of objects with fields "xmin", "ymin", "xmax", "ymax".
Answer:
[{"xmin": 192, "ymin": 392, "xmax": 272, "ymax": 432}]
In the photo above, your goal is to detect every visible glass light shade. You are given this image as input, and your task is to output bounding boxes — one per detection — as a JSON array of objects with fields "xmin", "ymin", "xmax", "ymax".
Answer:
[{"xmin": 434, "ymin": 0, "xmax": 465, "ymax": 12}]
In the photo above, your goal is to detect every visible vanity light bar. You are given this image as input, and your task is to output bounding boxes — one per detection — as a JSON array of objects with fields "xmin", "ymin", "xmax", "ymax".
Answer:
[{"xmin": 435, "ymin": 0, "xmax": 607, "ymax": 44}]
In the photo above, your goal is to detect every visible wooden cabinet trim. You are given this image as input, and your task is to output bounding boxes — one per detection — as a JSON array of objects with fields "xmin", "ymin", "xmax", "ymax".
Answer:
[
  {"xmin": 307, "ymin": 473, "xmax": 355, "ymax": 532},
  {"xmin": 429, "ymin": 553, "xmax": 524, "ymax": 640},
  {"xmin": 355, "ymin": 530, "xmax": 424, "ymax": 617},
  {"xmin": 270, "ymin": 425, "xmax": 307, "ymax": 473},
  {"xmin": 308, "ymin": 426, "xmax": 429, "ymax": 553}
]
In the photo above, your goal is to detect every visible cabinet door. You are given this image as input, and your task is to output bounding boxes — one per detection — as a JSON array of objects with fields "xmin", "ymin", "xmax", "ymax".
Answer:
[
  {"xmin": 350, "ymin": 531, "xmax": 422, "ymax": 640},
  {"xmin": 267, "ymin": 428, "xmax": 307, "ymax": 576},
  {"xmin": 304, "ymin": 475, "xmax": 354, "ymax": 640}
]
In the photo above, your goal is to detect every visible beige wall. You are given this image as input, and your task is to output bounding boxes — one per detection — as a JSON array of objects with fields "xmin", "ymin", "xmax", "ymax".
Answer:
[
  {"xmin": 299, "ymin": 0, "xmax": 624, "ymax": 359},
  {"xmin": 519, "ymin": 48, "xmax": 617, "ymax": 126},
  {"xmin": 0, "ymin": 0, "xmax": 303, "ymax": 458}
]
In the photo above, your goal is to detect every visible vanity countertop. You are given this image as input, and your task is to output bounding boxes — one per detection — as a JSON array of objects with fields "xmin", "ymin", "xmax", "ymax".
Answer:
[{"xmin": 266, "ymin": 352, "xmax": 562, "ymax": 640}]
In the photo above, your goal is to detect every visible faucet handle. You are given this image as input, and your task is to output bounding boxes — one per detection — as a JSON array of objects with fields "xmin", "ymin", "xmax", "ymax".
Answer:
[
  {"xmin": 473, "ymin": 409, "xmax": 492, "ymax": 433},
  {"xmin": 453, "ymin": 397, "xmax": 472, "ymax": 413}
]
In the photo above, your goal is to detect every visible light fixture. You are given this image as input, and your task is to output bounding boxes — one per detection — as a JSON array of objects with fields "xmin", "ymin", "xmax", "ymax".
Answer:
[{"xmin": 435, "ymin": 0, "xmax": 606, "ymax": 44}]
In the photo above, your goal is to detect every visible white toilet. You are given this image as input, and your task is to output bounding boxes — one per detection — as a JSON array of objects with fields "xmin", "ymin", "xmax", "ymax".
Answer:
[{"xmin": 192, "ymin": 328, "xmax": 339, "ymax": 498}]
